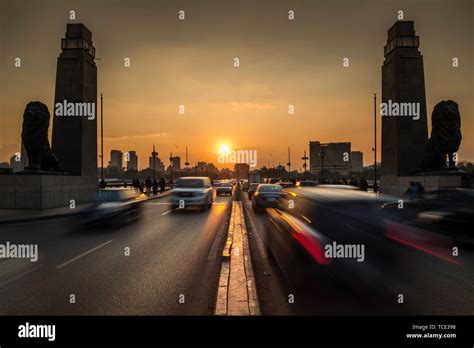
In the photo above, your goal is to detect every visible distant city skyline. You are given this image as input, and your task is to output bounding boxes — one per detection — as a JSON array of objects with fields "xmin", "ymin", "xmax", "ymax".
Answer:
[{"xmin": 1, "ymin": 0, "xmax": 472, "ymax": 169}]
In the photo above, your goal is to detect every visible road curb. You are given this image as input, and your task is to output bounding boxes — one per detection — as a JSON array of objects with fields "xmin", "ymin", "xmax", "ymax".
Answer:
[
  {"xmin": 215, "ymin": 201, "xmax": 261, "ymax": 316},
  {"xmin": 0, "ymin": 191, "xmax": 170, "ymax": 226}
]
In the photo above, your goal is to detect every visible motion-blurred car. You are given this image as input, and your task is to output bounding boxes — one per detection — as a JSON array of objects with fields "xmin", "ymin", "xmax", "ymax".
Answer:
[
  {"xmin": 170, "ymin": 177, "xmax": 214, "ymax": 210},
  {"xmin": 264, "ymin": 186, "xmax": 414, "ymax": 308},
  {"xmin": 252, "ymin": 184, "xmax": 286, "ymax": 213},
  {"xmin": 317, "ymin": 184, "xmax": 360, "ymax": 190},
  {"xmin": 267, "ymin": 178, "xmax": 281, "ymax": 184},
  {"xmin": 296, "ymin": 180, "xmax": 318, "ymax": 187},
  {"xmin": 276, "ymin": 181, "xmax": 295, "ymax": 188},
  {"xmin": 216, "ymin": 181, "xmax": 233, "ymax": 196},
  {"xmin": 79, "ymin": 188, "xmax": 144, "ymax": 228},
  {"xmin": 381, "ymin": 188, "xmax": 474, "ymax": 245},
  {"xmin": 247, "ymin": 183, "xmax": 260, "ymax": 199}
]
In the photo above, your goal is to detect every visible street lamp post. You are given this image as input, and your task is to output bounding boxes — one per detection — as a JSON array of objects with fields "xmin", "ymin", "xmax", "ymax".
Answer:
[
  {"xmin": 302, "ymin": 151, "xmax": 308, "ymax": 181},
  {"xmin": 169, "ymin": 152, "xmax": 174, "ymax": 187},
  {"xmin": 151, "ymin": 144, "xmax": 158, "ymax": 181},
  {"xmin": 374, "ymin": 93, "xmax": 378, "ymax": 193},
  {"xmin": 319, "ymin": 146, "xmax": 325, "ymax": 181},
  {"xmin": 287, "ymin": 147, "xmax": 291, "ymax": 180},
  {"xmin": 185, "ymin": 146, "xmax": 190, "ymax": 172},
  {"xmin": 100, "ymin": 93, "xmax": 104, "ymax": 186}
]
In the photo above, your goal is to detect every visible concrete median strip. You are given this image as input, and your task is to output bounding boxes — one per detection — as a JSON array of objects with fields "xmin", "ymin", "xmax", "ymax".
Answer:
[{"xmin": 215, "ymin": 201, "xmax": 260, "ymax": 316}]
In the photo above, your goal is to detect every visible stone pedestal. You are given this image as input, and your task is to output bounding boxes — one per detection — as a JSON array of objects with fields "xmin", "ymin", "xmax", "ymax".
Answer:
[
  {"xmin": 0, "ymin": 174, "xmax": 97, "ymax": 210},
  {"xmin": 380, "ymin": 175, "xmax": 462, "ymax": 197}
]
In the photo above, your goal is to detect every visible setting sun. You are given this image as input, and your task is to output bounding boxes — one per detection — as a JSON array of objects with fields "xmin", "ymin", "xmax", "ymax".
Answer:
[{"xmin": 219, "ymin": 144, "xmax": 230, "ymax": 154}]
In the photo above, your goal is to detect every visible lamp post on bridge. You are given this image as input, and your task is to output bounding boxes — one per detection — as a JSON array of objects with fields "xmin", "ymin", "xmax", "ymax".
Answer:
[
  {"xmin": 151, "ymin": 144, "xmax": 158, "ymax": 181},
  {"xmin": 319, "ymin": 146, "xmax": 326, "ymax": 181},
  {"xmin": 169, "ymin": 152, "xmax": 174, "ymax": 188},
  {"xmin": 302, "ymin": 150, "xmax": 308, "ymax": 181},
  {"xmin": 185, "ymin": 146, "xmax": 190, "ymax": 173}
]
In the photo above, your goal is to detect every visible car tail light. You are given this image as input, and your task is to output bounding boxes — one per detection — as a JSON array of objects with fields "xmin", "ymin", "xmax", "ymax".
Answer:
[
  {"xmin": 276, "ymin": 210, "xmax": 332, "ymax": 265},
  {"xmin": 384, "ymin": 219, "xmax": 460, "ymax": 265}
]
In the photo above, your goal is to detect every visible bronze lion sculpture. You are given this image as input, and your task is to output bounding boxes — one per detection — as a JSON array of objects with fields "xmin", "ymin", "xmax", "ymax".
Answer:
[
  {"xmin": 21, "ymin": 101, "xmax": 58, "ymax": 171},
  {"xmin": 421, "ymin": 100, "xmax": 462, "ymax": 171}
]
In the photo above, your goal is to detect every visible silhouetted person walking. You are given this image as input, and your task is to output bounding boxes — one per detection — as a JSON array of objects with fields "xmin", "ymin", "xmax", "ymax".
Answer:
[
  {"xmin": 152, "ymin": 179, "xmax": 158, "ymax": 196},
  {"xmin": 159, "ymin": 177, "xmax": 166, "ymax": 194},
  {"xmin": 145, "ymin": 176, "xmax": 152, "ymax": 195},
  {"xmin": 360, "ymin": 178, "xmax": 368, "ymax": 191}
]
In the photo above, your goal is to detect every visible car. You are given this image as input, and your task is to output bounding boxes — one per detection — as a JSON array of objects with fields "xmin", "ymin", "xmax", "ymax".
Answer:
[
  {"xmin": 276, "ymin": 180, "xmax": 295, "ymax": 188},
  {"xmin": 265, "ymin": 186, "xmax": 471, "ymax": 312},
  {"xmin": 242, "ymin": 180, "xmax": 250, "ymax": 192},
  {"xmin": 252, "ymin": 184, "xmax": 286, "ymax": 213},
  {"xmin": 264, "ymin": 187, "xmax": 408, "ymax": 309},
  {"xmin": 216, "ymin": 181, "xmax": 233, "ymax": 196},
  {"xmin": 381, "ymin": 188, "xmax": 474, "ymax": 245},
  {"xmin": 247, "ymin": 183, "xmax": 260, "ymax": 199},
  {"xmin": 296, "ymin": 180, "xmax": 318, "ymax": 187},
  {"xmin": 267, "ymin": 178, "xmax": 282, "ymax": 184},
  {"xmin": 78, "ymin": 188, "xmax": 144, "ymax": 228},
  {"xmin": 317, "ymin": 184, "xmax": 360, "ymax": 190},
  {"xmin": 170, "ymin": 177, "xmax": 214, "ymax": 210}
]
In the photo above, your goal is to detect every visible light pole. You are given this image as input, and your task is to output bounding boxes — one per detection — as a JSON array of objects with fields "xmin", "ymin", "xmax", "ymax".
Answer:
[
  {"xmin": 151, "ymin": 144, "xmax": 158, "ymax": 181},
  {"xmin": 185, "ymin": 146, "xmax": 190, "ymax": 172},
  {"xmin": 319, "ymin": 146, "xmax": 325, "ymax": 181},
  {"xmin": 169, "ymin": 152, "xmax": 174, "ymax": 187},
  {"xmin": 287, "ymin": 147, "xmax": 291, "ymax": 180},
  {"xmin": 302, "ymin": 150, "xmax": 308, "ymax": 181},
  {"xmin": 100, "ymin": 93, "xmax": 105, "ymax": 186},
  {"xmin": 374, "ymin": 93, "xmax": 378, "ymax": 193}
]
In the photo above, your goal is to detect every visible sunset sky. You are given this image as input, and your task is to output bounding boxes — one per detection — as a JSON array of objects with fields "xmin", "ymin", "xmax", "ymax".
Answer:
[{"xmin": 1, "ymin": 0, "xmax": 472, "ymax": 170}]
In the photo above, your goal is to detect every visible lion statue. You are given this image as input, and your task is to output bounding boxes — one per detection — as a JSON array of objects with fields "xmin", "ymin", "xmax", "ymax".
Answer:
[
  {"xmin": 21, "ymin": 101, "xmax": 58, "ymax": 171},
  {"xmin": 420, "ymin": 100, "xmax": 462, "ymax": 171}
]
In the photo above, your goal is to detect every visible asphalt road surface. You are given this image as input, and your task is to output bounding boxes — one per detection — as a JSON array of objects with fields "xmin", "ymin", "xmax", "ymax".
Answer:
[
  {"xmin": 1, "ymin": 188, "xmax": 473, "ymax": 316},
  {"xmin": 0, "ymin": 194, "xmax": 232, "ymax": 315}
]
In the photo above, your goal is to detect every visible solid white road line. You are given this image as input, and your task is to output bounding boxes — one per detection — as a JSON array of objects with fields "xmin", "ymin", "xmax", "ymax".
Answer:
[
  {"xmin": 0, "ymin": 265, "xmax": 43, "ymax": 287},
  {"xmin": 55, "ymin": 240, "xmax": 113, "ymax": 269}
]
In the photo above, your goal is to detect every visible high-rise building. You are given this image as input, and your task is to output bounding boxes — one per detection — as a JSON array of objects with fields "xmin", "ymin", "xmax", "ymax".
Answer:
[
  {"xmin": 126, "ymin": 151, "xmax": 138, "ymax": 171},
  {"xmin": 309, "ymin": 141, "xmax": 351, "ymax": 176},
  {"xmin": 110, "ymin": 150, "xmax": 123, "ymax": 170},
  {"xmin": 51, "ymin": 23, "xmax": 97, "ymax": 179},
  {"xmin": 350, "ymin": 151, "xmax": 364, "ymax": 172},
  {"xmin": 381, "ymin": 21, "xmax": 428, "ymax": 176},
  {"xmin": 172, "ymin": 156, "xmax": 181, "ymax": 170}
]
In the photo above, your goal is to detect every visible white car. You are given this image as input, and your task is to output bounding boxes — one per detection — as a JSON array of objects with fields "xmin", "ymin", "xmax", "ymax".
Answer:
[
  {"xmin": 170, "ymin": 177, "xmax": 214, "ymax": 210},
  {"xmin": 216, "ymin": 182, "xmax": 233, "ymax": 196}
]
